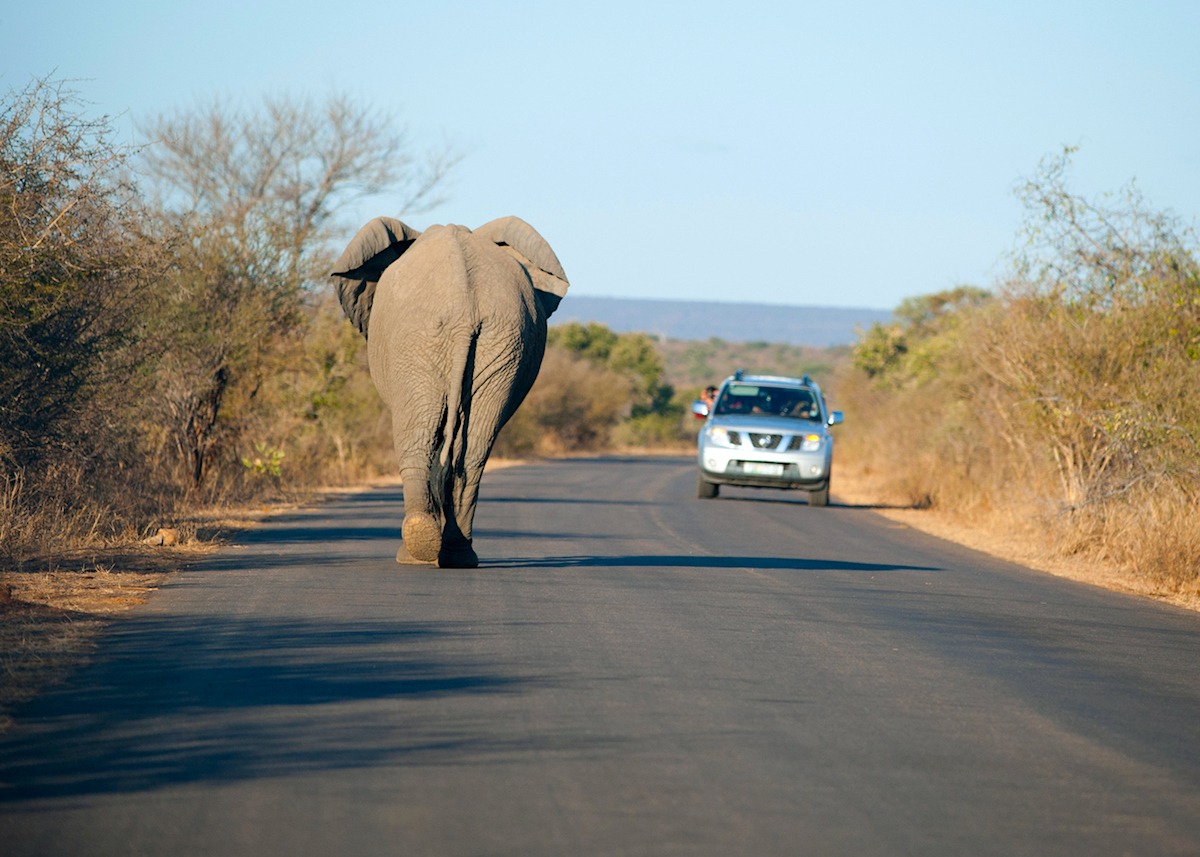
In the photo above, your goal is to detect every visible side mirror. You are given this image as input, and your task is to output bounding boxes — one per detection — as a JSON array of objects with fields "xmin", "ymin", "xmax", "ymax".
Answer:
[
  {"xmin": 691, "ymin": 400, "xmax": 710, "ymax": 419},
  {"xmin": 827, "ymin": 410, "xmax": 844, "ymax": 426}
]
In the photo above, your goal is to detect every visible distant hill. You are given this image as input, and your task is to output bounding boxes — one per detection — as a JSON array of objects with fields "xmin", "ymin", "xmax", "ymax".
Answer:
[{"xmin": 550, "ymin": 296, "xmax": 891, "ymax": 346}]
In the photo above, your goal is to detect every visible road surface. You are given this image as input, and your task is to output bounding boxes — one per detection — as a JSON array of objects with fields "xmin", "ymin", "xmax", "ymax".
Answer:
[{"xmin": 2, "ymin": 456, "xmax": 1199, "ymax": 855}]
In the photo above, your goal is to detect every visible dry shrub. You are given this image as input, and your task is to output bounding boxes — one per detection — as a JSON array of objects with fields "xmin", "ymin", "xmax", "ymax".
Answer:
[
  {"xmin": 838, "ymin": 153, "xmax": 1200, "ymax": 594},
  {"xmin": 844, "ymin": 149, "xmax": 1200, "ymax": 594},
  {"xmin": 971, "ymin": 292, "xmax": 1199, "ymax": 502},
  {"xmin": 1053, "ymin": 482, "xmax": 1200, "ymax": 594},
  {"xmin": 840, "ymin": 286, "xmax": 1200, "ymax": 593},
  {"xmin": 494, "ymin": 346, "xmax": 631, "ymax": 457},
  {"xmin": 126, "ymin": 295, "xmax": 399, "ymax": 501},
  {"xmin": 243, "ymin": 295, "xmax": 395, "ymax": 489},
  {"xmin": 837, "ymin": 349, "xmax": 1019, "ymax": 515},
  {"xmin": 1125, "ymin": 488, "xmax": 1200, "ymax": 592},
  {"xmin": 610, "ymin": 409, "xmax": 692, "ymax": 450},
  {"xmin": 0, "ymin": 471, "xmax": 26, "ymax": 556},
  {"xmin": 0, "ymin": 460, "xmax": 171, "ymax": 566}
]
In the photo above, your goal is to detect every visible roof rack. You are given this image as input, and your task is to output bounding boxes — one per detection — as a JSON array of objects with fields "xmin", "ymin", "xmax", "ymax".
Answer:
[{"xmin": 723, "ymin": 370, "xmax": 823, "ymax": 392}]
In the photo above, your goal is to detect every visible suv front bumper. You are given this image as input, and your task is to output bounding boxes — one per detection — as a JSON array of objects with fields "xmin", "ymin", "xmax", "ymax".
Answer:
[{"xmin": 698, "ymin": 446, "xmax": 830, "ymax": 490}]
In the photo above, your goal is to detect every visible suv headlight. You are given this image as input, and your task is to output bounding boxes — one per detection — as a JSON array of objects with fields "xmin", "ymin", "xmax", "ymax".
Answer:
[
  {"xmin": 707, "ymin": 427, "xmax": 740, "ymax": 447},
  {"xmin": 800, "ymin": 433, "xmax": 822, "ymax": 451}
]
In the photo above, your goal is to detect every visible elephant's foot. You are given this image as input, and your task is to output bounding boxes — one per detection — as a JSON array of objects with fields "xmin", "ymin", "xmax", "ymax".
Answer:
[
  {"xmin": 438, "ymin": 539, "xmax": 479, "ymax": 569},
  {"xmin": 401, "ymin": 513, "xmax": 442, "ymax": 564},
  {"xmin": 395, "ymin": 539, "xmax": 436, "ymax": 565}
]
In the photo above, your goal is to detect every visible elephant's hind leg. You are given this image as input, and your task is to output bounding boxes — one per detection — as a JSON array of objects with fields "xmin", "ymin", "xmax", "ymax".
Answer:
[
  {"xmin": 399, "ymin": 465, "xmax": 442, "ymax": 564},
  {"xmin": 392, "ymin": 385, "xmax": 446, "ymax": 564},
  {"xmin": 434, "ymin": 468, "xmax": 479, "ymax": 568},
  {"xmin": 437, "ymin": 459, "xmax": 484, "ymax": 569},
  {"xmin": 438, "ymin": 538, "xmax": 478, "ymax": 569}
]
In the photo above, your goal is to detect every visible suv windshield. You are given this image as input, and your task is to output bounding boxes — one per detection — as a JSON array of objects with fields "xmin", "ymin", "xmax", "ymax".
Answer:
[{"xmin": 714, "ymin": 383, "xmax": 821, "ymax": 421}]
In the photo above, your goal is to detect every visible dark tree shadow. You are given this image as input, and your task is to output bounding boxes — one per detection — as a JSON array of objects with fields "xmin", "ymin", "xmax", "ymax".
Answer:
[{"xmin": 0, "ymin": 613, "xmax": 564, "ymax": 801}]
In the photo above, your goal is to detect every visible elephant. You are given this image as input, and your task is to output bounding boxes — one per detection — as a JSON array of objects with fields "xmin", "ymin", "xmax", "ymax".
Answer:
[{"xmin": 330, "ymin": 216, "xmax": 568, "ymax": 568}]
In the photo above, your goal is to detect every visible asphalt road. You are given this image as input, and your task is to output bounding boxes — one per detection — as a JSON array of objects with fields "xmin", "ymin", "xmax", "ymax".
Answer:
[{"xmin": 2, "ymin": 456, "xmax": 1199, "ymax": 856}]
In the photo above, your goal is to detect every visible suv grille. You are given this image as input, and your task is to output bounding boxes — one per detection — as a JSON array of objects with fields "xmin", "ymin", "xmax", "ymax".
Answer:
[{"xmin": 748, "ymin": 433, "xmax": 782, "ymax": 450}]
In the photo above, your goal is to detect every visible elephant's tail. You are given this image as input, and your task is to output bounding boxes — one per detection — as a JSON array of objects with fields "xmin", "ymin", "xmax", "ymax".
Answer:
[{"xmin": 439, "ymin": 326, "xmax": 476, "ymax": 469}]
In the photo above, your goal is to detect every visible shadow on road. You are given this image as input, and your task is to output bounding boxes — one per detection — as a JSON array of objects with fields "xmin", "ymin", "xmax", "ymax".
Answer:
[
  {"xmin": 478, "ymin": 555, "xmax": 941, "ymax": 573},
  {"xmin": 0, "ymin": 614, "xmax": 556, "ymax": 801},
  {"xmin": 706, "ymin": 492, "xmax": 917, "ymax": 511},
  {"xmin": 484, "ymin": 496, "xmax": 655, "ymax": 506}
]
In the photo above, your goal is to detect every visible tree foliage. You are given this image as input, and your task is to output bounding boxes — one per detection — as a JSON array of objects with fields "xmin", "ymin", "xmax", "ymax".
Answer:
[
  {"xmin": 0, "ymin": 77, "xmax": 159, "ymax": 473},
  {"xmin": 851, "ymin": 285, "xmax": 991, "ymax": 384}
]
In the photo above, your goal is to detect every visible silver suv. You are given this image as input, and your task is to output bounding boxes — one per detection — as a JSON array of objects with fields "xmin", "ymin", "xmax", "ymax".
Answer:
[{"xmin": 693, "ymin": 372, "xmax": 844, "ymax": 505}]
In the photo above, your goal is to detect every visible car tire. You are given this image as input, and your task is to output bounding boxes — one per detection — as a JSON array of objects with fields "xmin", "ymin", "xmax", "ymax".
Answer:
[
  {"xmin": 809, "ymin": 479, "xmax": 829, "ymax": 507},
  {"xmin": 697, "ymin": 475, "xmax": 719, "ymax": 499}
]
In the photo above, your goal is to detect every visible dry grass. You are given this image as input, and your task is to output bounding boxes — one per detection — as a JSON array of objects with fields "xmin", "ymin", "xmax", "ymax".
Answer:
[
  {"xmin": 833, "ymin": 462, "xmax": 1200, "ymax": 613},
  {"xmin": 0, "ymin": 500, "xmax": 284, "ymax": 734},
  {"xmin": 0, "ymin": 605, "xmax": 106, "ymax": 734},
  {"xmin": 0, "ymin": 554, "xmax": 177, "ymax": 733}
]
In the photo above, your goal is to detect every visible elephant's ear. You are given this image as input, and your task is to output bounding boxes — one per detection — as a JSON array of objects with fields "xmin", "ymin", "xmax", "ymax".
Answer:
[
  {"xmin": 330, "ymin": 217, "xmax": 423, "ymax": 337},
  {"xmin": 474, "ymin": 216, "xmax": 570, "ymax": 318}
]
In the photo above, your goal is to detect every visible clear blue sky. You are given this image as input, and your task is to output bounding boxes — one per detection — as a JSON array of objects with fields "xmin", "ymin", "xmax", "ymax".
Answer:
[{"xmin": 4, "ymin": 0, "xmax": 1198, "ymax": 310}]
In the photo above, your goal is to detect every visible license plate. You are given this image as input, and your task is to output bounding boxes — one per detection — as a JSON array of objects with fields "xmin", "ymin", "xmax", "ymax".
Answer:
[{"xmin": 743, "ymin": 461, "xmax": 784, "ymax": 476}]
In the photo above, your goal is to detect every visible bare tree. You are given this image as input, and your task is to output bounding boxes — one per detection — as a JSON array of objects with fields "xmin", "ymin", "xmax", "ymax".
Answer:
[{"xmin": 136, "ymin": 94, "xmax": 458, "ymax": 491}]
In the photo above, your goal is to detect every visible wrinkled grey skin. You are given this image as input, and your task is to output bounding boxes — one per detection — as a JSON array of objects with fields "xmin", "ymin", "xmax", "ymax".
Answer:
[{"xmin": 331, "ymin": 216, "xmax": 568, "ymax": 568}]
